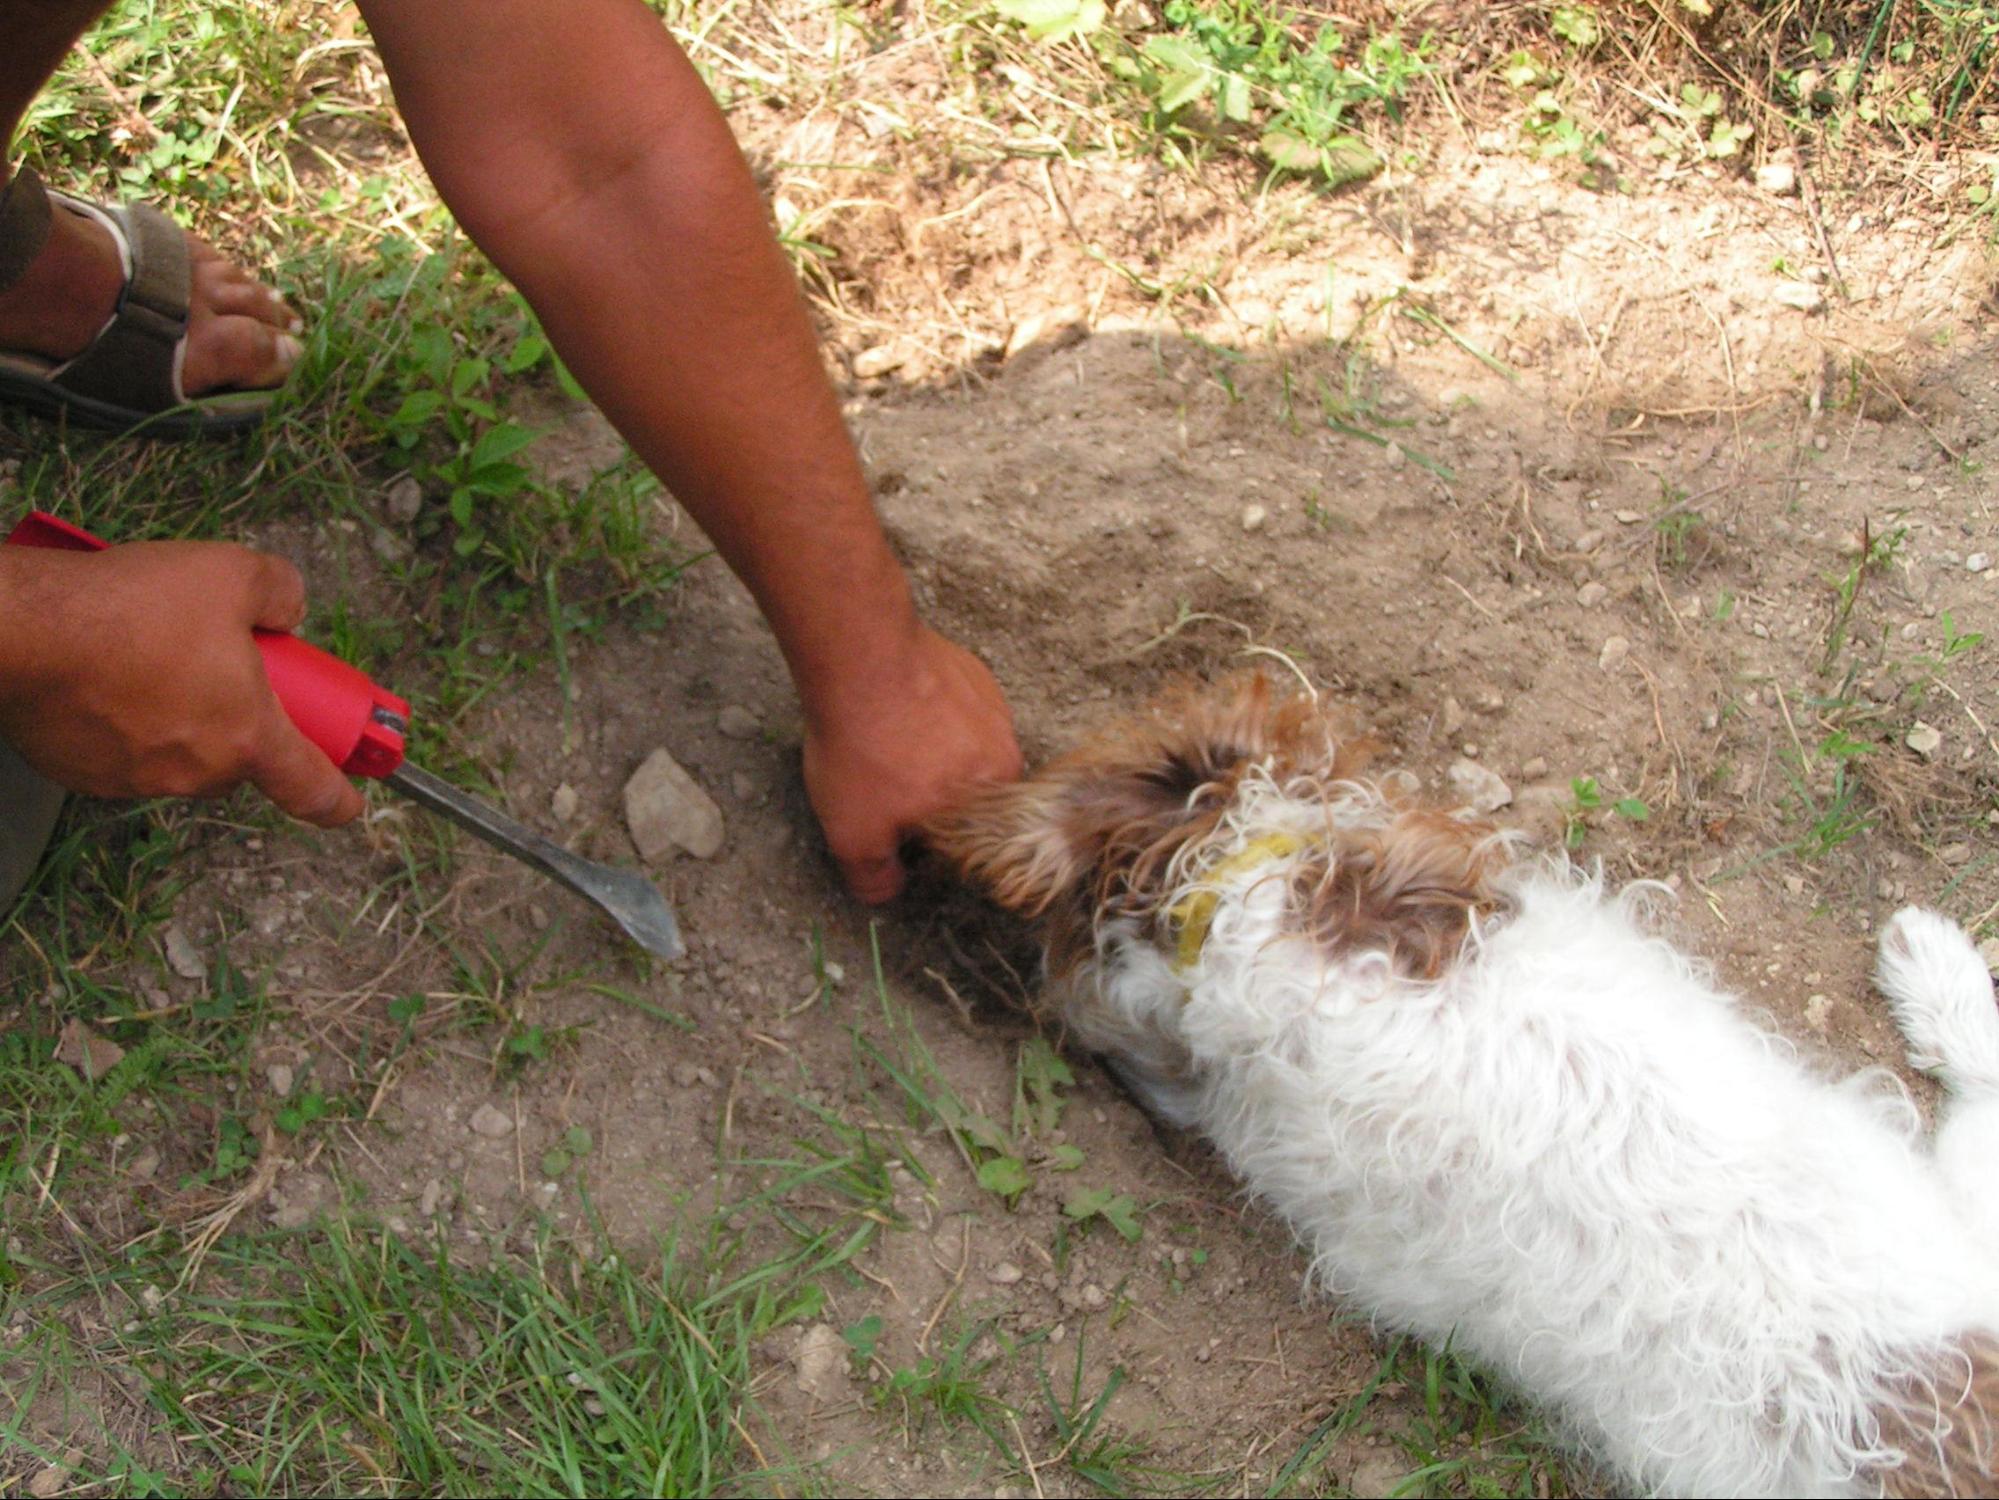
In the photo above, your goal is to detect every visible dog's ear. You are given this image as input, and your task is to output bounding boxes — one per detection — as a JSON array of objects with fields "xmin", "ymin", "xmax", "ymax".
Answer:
[{"xmin": 923, "ymin": 766, "xmax": 1210, "ymax": 918}]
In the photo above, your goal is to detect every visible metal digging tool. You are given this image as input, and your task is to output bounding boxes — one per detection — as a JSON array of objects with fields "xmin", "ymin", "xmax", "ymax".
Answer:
[{"xmin": 6, "ymin": 510, "xmax": 683, "ymax": 961}]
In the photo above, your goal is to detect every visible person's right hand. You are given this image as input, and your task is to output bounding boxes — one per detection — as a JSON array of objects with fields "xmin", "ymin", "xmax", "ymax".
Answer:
[{"xmin": 0, "ymin": 539, "xmax": 363, "ymax": 826}]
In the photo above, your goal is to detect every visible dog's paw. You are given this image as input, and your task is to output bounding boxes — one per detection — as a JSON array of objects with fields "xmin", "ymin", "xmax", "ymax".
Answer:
[{"xmin": 1877, "ymin": 906, "xmax": 1999, "ymax": 1092}]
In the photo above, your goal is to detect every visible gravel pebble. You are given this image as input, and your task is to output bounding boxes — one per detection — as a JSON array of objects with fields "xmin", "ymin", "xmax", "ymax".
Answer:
[
  {"xmin": 1773, "ymin": 280, "xmax": 1824, "ymax": 312},
  {"xmin": 717, "ymin": 705, "xmax": 761, "ymax": 740},
  {"xmin": 988, "ymin": 1261, "xmax": 1025, "ymax": 1286},
  {"xmin": 1906, "ymin": 722, "xmax": 1943, "ymax": 759},
  {"xmin": 385, "ymin": 474, "xmax": 422, "ymax": 525},
  {"xmin": 1968, "ymin": 553, "xmax": 1992, "ymax": 574},
  {"xmin": 851, "ymin": 345, "xmax": 903, "ymax": 379},
  {"xmin": 1755, "ymin": 161, "xmax": 1797, "ymax": 195},
  {"xmin": 163, "ymin": 924, "xmax": 206, "ymax": 980},
  {"xmin": 1598, "ymin": 635, "xmax": 1631, "ymax": 672},
  {"xmin": 551, "ymin": 783, "xmax": 579, "ymax": 823},
  {"xmin": 469, "ymin": 1104, "xmax": 514, "ymax": 1139},
  {"xmin": 624, "ymin": 748, "xmax": 726, "ymax": 861},
  {"xmin": 1240, "ymin": 503, "xmax": 1268, "ymax": 533},
  {"xmin": 792, "ymin": 1324, "xmax": 851, "ymax": 1402},
  {"xmin": 1576, "ymin": 581, "xmax": 1608, "ymax": 608},
  {"xmin": 1448, "ymin": 758, "xmax": 1513, "ymax": 813}
]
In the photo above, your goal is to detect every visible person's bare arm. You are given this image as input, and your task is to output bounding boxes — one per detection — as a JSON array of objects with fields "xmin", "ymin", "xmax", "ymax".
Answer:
[
  {"xmin": 0, "ymin": 541, "xmax": 363, "ymax": 825},
  {"xmin": 356, "ymin": 0, "xmax": 1020, "ymax": 899}
]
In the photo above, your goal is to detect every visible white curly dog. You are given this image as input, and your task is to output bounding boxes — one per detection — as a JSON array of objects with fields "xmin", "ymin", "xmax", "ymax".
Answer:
[{"xmin": 927, "ymin": 677, "xmax": 1999, "ymax": 1498}]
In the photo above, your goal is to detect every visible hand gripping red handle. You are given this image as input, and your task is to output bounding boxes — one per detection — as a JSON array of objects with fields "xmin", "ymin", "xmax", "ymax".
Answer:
[{"xmin": 4, "ymin": 510, "xmax": 409, "ymax": 779}]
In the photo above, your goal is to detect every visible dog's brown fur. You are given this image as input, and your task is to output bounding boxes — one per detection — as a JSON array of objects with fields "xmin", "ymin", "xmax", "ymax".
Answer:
[{"xmin": 925, "ymin": 675, "xmax": 1506, "ymax": 991}]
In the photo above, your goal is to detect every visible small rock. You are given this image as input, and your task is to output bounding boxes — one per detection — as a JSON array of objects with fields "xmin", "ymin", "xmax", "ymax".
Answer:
[
  {"xmin": 55, "ymin": 1018, "xmax": 124, "ymax": 1081},
  {"xmin": 717, "ymin": 705, "xmax": 761, "ymax": 740},
  {"xmin": 1440, "ymin": 696, "xmax": 1467, "ymax": 736},
  {"xmin": 419, "ymin": 1179, "xmax": 445, "ymax": 1218},
  {"xmin": 1598, "ymin": 636, "xmax": 1631, "ymax": 673},
  {"xmin": 1939, "ymin": 843, "xmax": 1972, "ymax": 866},
  {"xmin": 1785, "ymin": 874, "xmax": 1806, "ymax": 895},
  {"xmin": 1613, "ymin": 509, "xmax": 1644, "ymax": 525},
  {"xmin": 1348, "ymin": 1451, "xmax": 1412, "ymax": 1500},
  {"xmin": 28, "ymin": 1468, "xmax": 64, "ymax": 1499},
  {"xmin": 1448, "ymin": 758, "xmax": 1513, "ymax": 814},
  {"xmin": 385, "ymin": 474, "xmax": 423, "ymax": 525},
  {"xmin": 1475, "ymin": 690, "xmax": 1505, "ymax": 714},
  {"xmin": 1803, "ymin": 994, "xmax": 1831, "ymax": 1034},
  {"xmin": 1906, "ymin": 722, "xmax": 1943, "ymax": 759},
  {"xmin": 163, "ymin": 923, "xmax": 206, "ymax": 981},
  {"xmin": 127, "ymin": 1144, "xmax": 161, "ymax": 1182},
  {"xmin": 793, "ymin": 1323, "xmax": 851, "ymax": 1402},
  {"xmin": 851, "ymin": 345, "xmax": 904, "ymax": 380},
  {"xmin": 1576, "ymin": 581, "xmax": 1609, "ymax": 608},
  {"xmin": 672, "ymin": 1062, "xmax": 703, "ymax": 1088},
  {"xmin": 1773, "ymin": 280, "xmax": 1825, "ymax": 313},
  {"xmin": 469, "ymin": 1103, "xmax": 514, "ymax": 1139},
  {"xmin": 550, "ymin": 783, "xmax": 579, "ymax": 823},
  {"xmin": 1521, "ymin": 756, "xmax": 1549, "ymax": 781},
  {"xmin": 267, "ymin": 1062, "xmax": 295, "ymax": 1099},
  {"xmin": 623, "ymin": 748, "xmax": 726, "ymax": 862},
  {"xmin": 1382, "ymin": 442, "xmax": 1406, "ymax": 470},
  {"xmin": 1967, "ymin": 553, "xmax": 1992, "ymax": 574},
  {"xmin": 1240, "ymin": 503, "xmax": 1268, "ymax": 533},
  {"xmin": 988, "ymin": 1261, "xmax": 1025, "ymax": 1286},
  {"xmin": 730, "ymin": 772, "xmax": 757, "ymax": 802},
  {"xmin": 1079, "ymin": 1283, "xmax": 1109, "ymax": 1311},
  {"xmin": 1755, "ymin": 161, "xmax": 1798, "ymax": 196},
  {"xmin": 1004, "ymin": 307, "xmax": 1086, "ymax": 360}
]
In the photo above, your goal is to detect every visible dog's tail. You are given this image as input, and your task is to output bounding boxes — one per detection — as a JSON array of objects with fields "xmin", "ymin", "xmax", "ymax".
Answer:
[
  {"xmin": 1876, "ymin": 908, "xmax": 1999, "ymax": 1100},
  {"xmin": 1872, "ymin": 1333, "xmax": 1999, "ymax": 1498}
]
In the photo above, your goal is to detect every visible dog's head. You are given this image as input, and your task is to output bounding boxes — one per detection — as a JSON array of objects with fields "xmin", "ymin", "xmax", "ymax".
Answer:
[
  {"xmin": 925, "ymin": 674, "xmax": 1508, "ymax": 988},
  {"xmin": 923, "ymin": 676, "xmax": 1353, "ymax": 962}
]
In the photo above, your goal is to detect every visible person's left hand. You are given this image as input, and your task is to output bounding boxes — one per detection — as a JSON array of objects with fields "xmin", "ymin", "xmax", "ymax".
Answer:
[{"xmin": 802, "ymin": 623, "xmax": 1022, "ymax": 903}]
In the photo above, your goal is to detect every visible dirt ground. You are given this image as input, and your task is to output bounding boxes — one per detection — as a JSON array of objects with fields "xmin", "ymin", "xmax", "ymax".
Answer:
[{"xmin": 25, "ymin": 21, "xmax": 1999, "ymax": 1497}]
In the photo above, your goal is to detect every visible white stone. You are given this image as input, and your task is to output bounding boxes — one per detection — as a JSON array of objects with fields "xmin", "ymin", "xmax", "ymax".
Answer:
[
  {"xmin": 1906, "ymin": 722, "xmax": 1943, "ymax": 759},
  {"xmin": 1598, "ymin": 636, "xmax": 1631, "ymax": 673},
  {"xmin": 987, "ymin": 1261, "xmax": 1025, "ymax": 1286},
  {"xmin": 1576, "ymin": 581, "xmax": 1608, "ymax": 608},
  {"xmin": 623, "ymin": 748, "xmax": 726, "ymax": 862},
  {"xmin": 1240, "ymin": 503, "xmax": 1268, "ymax": 533},
  {"xmin": 469, "ymin": 1103, "xmax": 514, "ymax": 1139},
  {"xmin": 550, "ymin": 783, "xmax": 579, "ymax": 823},
  {"xmin": 385, "ymin": 474, "xmax": 423, "ymax": 524},
  {"xmin": 1773, "ymin": 281, "xmax": 1824, "ymax": 313},
  {"xmin": 792, "ymin": 1323, "xmax": 851, "ymax": 1402},
  {"xmin": 851, "ymin": 345, "xmax": 903, "ymax": 379},
  {"xmin": 717, "ymin": 705, "xmax": 761, "ymax": 740},
  {"xmin": 1967, "ymin": 553, "xmax": 1992, "ymax": 574},
  {"xmin": 163, "ymin": 924, "xmax": 206, "ymax": 980},
  {"xmin": 267, "ymin": 1063, "xmax": 295, "ymax": 1099},
  {"xmin": 1755, "ymin": 161, "xmax": 1797, "ymax": 195},
  {"xmin": 1448, "ymin": 758, "xmax": 1513, "ymax": 813}
]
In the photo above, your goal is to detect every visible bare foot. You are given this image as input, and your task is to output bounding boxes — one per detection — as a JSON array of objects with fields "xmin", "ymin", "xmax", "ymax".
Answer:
[{"xmin": 0, "ymin": 177, "xmax": 301, "ymax": 397}]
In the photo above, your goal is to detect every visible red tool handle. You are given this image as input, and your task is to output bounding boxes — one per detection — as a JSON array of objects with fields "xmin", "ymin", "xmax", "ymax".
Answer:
[{"xmin": 4, "ymin": 510, "xmax": 409, "ymax": 779}]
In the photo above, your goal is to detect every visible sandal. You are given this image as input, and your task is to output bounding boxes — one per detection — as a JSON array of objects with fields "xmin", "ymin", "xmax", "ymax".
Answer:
[{"xmin": 0, "ymin": 167, "xmax": 282, "ymax": 436}]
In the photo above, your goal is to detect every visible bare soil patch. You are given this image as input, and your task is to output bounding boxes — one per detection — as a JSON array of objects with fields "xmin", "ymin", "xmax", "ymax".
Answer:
[{"xmin": 14, "ymin": 14, "xmax": 1999, "ymax": 1495}]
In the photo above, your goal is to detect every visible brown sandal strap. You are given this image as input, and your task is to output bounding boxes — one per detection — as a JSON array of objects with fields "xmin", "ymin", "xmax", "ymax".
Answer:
[
  {"xmin": 51, "ymin": 200, "xmax": 190, "ymax": 413},
  {"xmin": 0, "ymin": 168, "xmax": 53, "ymax": 296}
]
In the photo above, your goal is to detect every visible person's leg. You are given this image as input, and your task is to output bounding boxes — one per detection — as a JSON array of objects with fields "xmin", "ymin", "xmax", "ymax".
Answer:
[
  {"xmin": 0, "ymin": 0, "xmax": 302, "ymax": 398},
  {"xmin": 0, "ymin": 738, "xmax": 63, "ymax": 912}
]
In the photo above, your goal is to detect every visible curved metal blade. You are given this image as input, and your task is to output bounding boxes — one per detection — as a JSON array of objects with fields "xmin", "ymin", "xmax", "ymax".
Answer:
[{"xmin": 384, "ymin": 763, "xmax": 684, "ymax": 960}]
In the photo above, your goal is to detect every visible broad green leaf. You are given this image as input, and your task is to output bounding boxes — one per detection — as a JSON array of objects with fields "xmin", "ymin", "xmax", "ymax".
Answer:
[
  {"xmin": 992, "ymin": 0, "xmax": 1104, "ymax": 44},
  {"xmin": 977, "ymin": 1156, "xmax": 1032, "ymax": 1199}
]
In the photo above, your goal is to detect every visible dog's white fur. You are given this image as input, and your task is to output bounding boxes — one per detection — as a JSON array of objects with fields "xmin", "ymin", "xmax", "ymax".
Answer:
[{"xmin": 931, "ymin": 684, "xmax": 1999, "ymax": 1498}]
